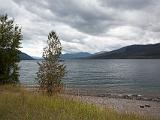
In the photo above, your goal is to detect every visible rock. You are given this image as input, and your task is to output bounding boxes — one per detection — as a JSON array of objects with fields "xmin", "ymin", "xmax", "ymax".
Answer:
[
  {"xmin": 157, "ymin": 97, "xmax": 160, "ymax": 99},
  {"xmin": 131, "ymin": 94, "xmax": 143, "ymax": 100},
  {"xmin": 143, "ymin": 97, "xmax": 152, "ymax": 101},
  {"xmin": 132, "ymin": 94, "xmax": 138, "ymax": 97},
  {"xmin": 123, "ymin": 95, "xmax": 131, "ymax": 99},
  {"xmin": 145, "ymin": 104, "xmax": 151, "ymax": 107},
  {"xmin": 140, "ymin": 105, "xmax": 144, "ymax": 108},
  {"xmin": 118, "ymin": 94, "xmax": 123, "ymax": 97},
  {"xmin": 136, "ymin": 97, "xmax": 142, "ymax": 100},
  {"xmin": 97, "ymin": 94, "xmax": 105, "ymax": 97},
  {"xmin": 105, "ymin": 94, "xmax": 111, "ymax": 97},
  {"xmin": 137, "ymin": 95, "xmax": 142, "ymax": 97},
  {"xmin": 152, "ymin": 98, "xmax": 160, "ymax": 102}
]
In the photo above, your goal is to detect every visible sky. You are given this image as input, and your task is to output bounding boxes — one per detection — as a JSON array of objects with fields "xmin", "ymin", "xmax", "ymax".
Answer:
[{"xmin": 0, "ymin": 0, "xmax": 160, "ymax": 57}]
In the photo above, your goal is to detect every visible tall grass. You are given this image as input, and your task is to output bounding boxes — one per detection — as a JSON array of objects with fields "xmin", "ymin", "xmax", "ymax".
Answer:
[{"xmin": 0, "ymin": 85, "xmax": 150, "ymax": 120}]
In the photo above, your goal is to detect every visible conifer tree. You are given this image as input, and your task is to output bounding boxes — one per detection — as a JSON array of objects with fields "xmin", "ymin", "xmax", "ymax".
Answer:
[
  {"xmin": 0, "ymin": 14, "xmax": 22, "ymax": 84},
  {"xmin": 37, "ymin": 31, "xmax": 66, "ymax": 95}
]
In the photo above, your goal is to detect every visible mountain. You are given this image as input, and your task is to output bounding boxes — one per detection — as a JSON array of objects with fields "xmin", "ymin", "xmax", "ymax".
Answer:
[
  {"xmin": 27, "ymin": 52, "xmax": 92, "ymax": 60},
  {"xmin": 87, "ymin": 43, "xmax": 160, "ymax": 59},
  {"xmin": 94, "ymin": 51, "xmax": 108, "ymax": 55},
  {"xmin": 32, "ymin": 56, "xmax": 43, "ymax": 60},
  {"xmin": 19, "ymin": 52, "xmax": 34, "ymax": 60},
  {"xmin": 61, "ymin": 52, "xmax": 92, "ymax": 59}
]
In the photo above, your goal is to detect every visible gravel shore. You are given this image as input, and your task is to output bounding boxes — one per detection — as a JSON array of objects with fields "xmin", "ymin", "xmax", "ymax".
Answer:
[{"xmin": 62, "ymin": 94, "xmax": 160, "ymax": 120}]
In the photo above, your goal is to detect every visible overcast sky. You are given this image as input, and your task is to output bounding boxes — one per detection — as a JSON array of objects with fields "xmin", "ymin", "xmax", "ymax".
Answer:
[{"xmin": 0, "ymin": 0, "xmax": 160, "ymax": 57}]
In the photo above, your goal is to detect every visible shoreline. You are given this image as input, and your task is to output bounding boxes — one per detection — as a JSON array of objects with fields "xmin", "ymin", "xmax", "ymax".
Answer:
[
  {"xmin": 24, "ymin": 85, "xmax": 160, "ymax": 102},
  {"xmin": 63, "ymin": 88, "xmax": 160, "ymax": 102},
  {"xmin": 61, "ymin": 94, "xmax": 160, "ymax": 120}
]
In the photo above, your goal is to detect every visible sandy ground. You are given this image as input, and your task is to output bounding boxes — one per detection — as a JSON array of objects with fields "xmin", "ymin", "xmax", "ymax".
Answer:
[{"xmin": 62, "ymin": 94, "xmax": 160, "ymax": 120}]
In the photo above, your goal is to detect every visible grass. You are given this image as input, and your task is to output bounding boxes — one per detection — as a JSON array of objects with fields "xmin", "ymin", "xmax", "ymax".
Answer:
[{"xmin": 0, "ymin": 85, "xmax": 150, "ymax": 120}]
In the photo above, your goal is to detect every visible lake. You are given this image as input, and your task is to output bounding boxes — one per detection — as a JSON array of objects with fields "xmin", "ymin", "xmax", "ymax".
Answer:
[{"xmin": 19, "ymin": 59, "xmax": 160, "ymax": 98}]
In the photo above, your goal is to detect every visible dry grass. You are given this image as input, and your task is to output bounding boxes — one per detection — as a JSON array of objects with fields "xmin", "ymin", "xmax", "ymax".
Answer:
[{"xmin": 0, "ymin": 85, "xmax": 150, "ymax": 120}]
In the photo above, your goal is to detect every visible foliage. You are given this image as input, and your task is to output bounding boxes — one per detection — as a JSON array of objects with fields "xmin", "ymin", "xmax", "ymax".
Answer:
[
  {"xmin": 36, "ymin": 31, "xmax": 66, "ymax": 95},
  {"xmin": 0, "ymin": 86, "xmax": 150, "ymax": 120},
  {"xmin": 0, "ymin": 14, "xmax": 22, "ymax": 84}
]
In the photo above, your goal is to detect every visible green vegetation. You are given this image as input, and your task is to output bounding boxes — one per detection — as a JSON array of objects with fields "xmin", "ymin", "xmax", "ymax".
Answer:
[
  {"xmin": 0, "ymin": 85, "xmax": 149, "ymax": 120},
  {"xmin": 0, "ymin": 14, "xmax": 22, "ymax": 84},
  {"xmin": 36, "ymin": 31, "xmax": 66, "ymax": 95}
]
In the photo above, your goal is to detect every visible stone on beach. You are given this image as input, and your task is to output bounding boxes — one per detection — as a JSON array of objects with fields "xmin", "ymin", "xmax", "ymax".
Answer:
[
  {"xmin": 140, "ymin": 105, "xmax": 145, "ymax": 108},
  {"xmin": 145, "ymin": 104, "xmax": 151, "ymax": 107}
]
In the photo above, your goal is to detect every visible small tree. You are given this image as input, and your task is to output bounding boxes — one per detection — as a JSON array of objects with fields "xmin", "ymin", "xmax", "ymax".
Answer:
[
  {"xmin": 0, "ymin": 14, "xmax": 22, "ymax": 84},
  {"xmin": 36, "ymin": 31, "xmax": 66, "ymax": 95}
]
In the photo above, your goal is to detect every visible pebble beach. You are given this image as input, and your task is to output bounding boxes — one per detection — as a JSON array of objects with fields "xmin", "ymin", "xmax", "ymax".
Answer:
[{"xmin": 62, "ymin": 94, "xmax": 160, "ymax": 120}]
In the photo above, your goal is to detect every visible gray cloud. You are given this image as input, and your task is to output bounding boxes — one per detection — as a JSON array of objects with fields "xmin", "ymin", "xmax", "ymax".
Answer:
[
  {"xmin": 100, "ymin": 0, "xmax": 156, "ymax": 10},
  {"xmin": 1, "ymin": 0, "xmax": 160, "ymax": 56}
]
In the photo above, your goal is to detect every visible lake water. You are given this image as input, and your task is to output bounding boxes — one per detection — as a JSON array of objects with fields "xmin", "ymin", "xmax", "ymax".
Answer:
[{"xmin": 19, "ymin": 59, "xmax": 160, "ymax": 98}]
